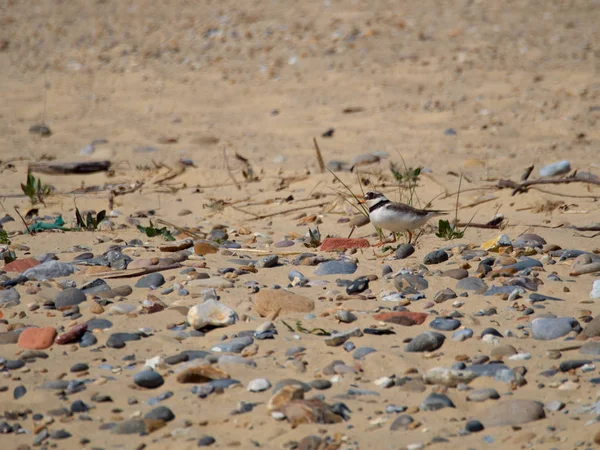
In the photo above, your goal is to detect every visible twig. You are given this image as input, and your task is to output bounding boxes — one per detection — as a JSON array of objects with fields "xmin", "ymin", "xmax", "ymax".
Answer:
[
  {"xmin": 155, "ymin": 219, "xmax": 206, "ymax": 240},
  {"xmin": 520, "ymin": 164, "xmax": 534, "ymax": 181},
  {"xmin": 234, "ymin": 248, "xmax": 308, "ymax": 256},
  {"xmin": 86, "ymin": 263, "xmax": 182, "ymax": 279},
  {"xmin": 230, "ymin": 205, "xmax": 261, "ymax": 218},
  {"xmin": 247, "ymin": 201, "xmax": 330, "ymax": 221},
  {"xmin": 223, "ymin": 147, "xmax": 241, "ymax": 191},
  {"xmin": 13, "ymin": 207, "xmax": 31, "ymax": 234},
  {"xmin": 313, "ymin": 138, "xmax": 326, "ymax": 173},
  {"xmin": 497, "ymin": 176, "xmax": 600, "ymax": 196},
  {"xmin": 456, "ymin": 222, "xmax": 503, "ymax": 229}
]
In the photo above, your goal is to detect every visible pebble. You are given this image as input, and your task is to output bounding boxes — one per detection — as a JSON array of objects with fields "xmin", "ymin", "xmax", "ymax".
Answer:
[
  {"xmin": 248, "ymin": 378, "xmax": 271, "ymax": 392},
  {"xmin": 353, "ymin": 347, "xmax": 376, "ymax": 360},
  {"xmin": 23, "ymin": 261, "xmax": 75, "ymax": 280},
  {"xmin": 211, "ymin": 336, "xmax": 254, "ymax": 353},
  {"xmin": 467, "ymin": 388, "xmax": 500, "ymax": 402},
  {"xmin": 144, "ymin": 406, "xmax": 175, "ymax": 422},
  {"xmin": 465, "ymin": 420, "xmax": 484, "ymax": 433},
  {"xmin": 452, "ymin": 329, "xmax": 473, "ymax": 341},
  {"xmin": 314, "ymin": 259, "xmax": 357, "ymax": 275},
  {"xmin": 187, "ymin": 300, "xmax": 238, "ymax": 329},
  {"xmin": 0, "ymin": 288, "xmax": 20, "ymax": 306},
  {"xmin": 420, "ymin": 392, "xmax": 455, "ymax": 411},
  {"xmin": 456, "ymin": 277, "xmax": 488, "ymax": 293},
  {"xmin": 133, "ymin": 370, "xmax": 165, "ymax": 389},
  {"xmin": 395, "ymin": 244, "xmax": 415, "ymax": 259},
  {"xmin": 254, "ymin": 289, "xmax": 314, "ymax": 317},
  {"xmin": 390, "ymin": 414, "xmax": 414, "ymax": 431},
  {"xmin": 531, "ymin": 317, "xmax": 580, "ymax": 340},
  {"xmin": 346, "ymin": 276, "xmax": 370, "ymax": 295},
  {"xmin": 590, "ymin": 280, "xmax": 600, "ymax": 299},
  {"xmin": 430, "ymin": 317, "xmax": 461, "ymax": 331},
  {"xmin": 479, "ymin": 399, "xmax": 545, "ymax": 427},
  {"xmin": 405, "ymin": 332, "xmax": 446, "ymax": 352},
  {"xmin": 17, "ymin": 327, "xmax": 57, "ymax": 349},
  {"xmin": 135, "ymin": 273, "xmax": 165, "ymax": 288},
  {"xmin": 539, "ymin": 160, "xmax": 570, "ymax": 177},
  {"xmin": 197, "ymin": 435, "xmax": 216, "ymax": 447},
  {"xmin": 423, "ymin": 250, "xmax": 449, "ymax": 265}
]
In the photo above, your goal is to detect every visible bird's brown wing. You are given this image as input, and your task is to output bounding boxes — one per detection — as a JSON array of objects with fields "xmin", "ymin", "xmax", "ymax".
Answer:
[{"xmin": 386, "ymin": 203, "xmax": 447, "ymax": 216}]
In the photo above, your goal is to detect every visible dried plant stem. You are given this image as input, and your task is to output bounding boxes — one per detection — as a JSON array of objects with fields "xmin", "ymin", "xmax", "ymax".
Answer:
[
  {"xmin": 247, "ymin": 201, "xmax": 330, "ymax": 221},
  {"xmin": 313, "ymin": 138, "xmax": 326, "ymax": 173},
  {"xmin": 223, "ymin": 147, "xmax": 241, "ymax": 191}
]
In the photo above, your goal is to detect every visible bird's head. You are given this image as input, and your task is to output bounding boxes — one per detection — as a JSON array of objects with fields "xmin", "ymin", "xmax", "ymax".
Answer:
[{"xmin": 362, "ymin": 191, "xmax": 388, "ymax": 208}]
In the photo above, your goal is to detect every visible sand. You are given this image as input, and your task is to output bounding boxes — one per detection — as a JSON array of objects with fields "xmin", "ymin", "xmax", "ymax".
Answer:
[{"xmin": 0, "ymin": 1, "xmax": 600, "ymax": 449}]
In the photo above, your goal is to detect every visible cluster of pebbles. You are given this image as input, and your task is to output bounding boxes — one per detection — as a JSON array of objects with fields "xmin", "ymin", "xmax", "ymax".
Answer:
[{"xmin": 1, "ymin": 226, "xmax": 600, "ymax": 449}]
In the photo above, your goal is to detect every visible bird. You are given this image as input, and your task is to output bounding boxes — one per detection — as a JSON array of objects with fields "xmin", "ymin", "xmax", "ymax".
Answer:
[{"xmin": 362, "ymin": 191, "xmax": 446, "ymax": 244}]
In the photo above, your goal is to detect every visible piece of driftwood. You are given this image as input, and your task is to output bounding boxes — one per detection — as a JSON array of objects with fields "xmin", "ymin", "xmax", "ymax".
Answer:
[
  {"xmin": 498, "ymin": 176, "xmax": 600, "ymax": 196},
  {"xmin": 29, "ymin": 160, "xmax": 111, "ymax": 175},
  {"xmin": 85, "ymin": 263, "xmax": 182, "ymax": 279}
]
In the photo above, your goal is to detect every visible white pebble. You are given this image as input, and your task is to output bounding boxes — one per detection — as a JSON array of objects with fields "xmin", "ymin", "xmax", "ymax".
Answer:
[{"xmin": 247, "ymin": 378, "xmax": 271, "ymax": 392}]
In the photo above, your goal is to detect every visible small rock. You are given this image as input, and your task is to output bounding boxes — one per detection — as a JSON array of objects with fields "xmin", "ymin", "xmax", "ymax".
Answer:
[
  {"xmin": 187, "ymin": 300, "xmax": 238, "ymax": 329},
  {"xmin": 423, "ymin": 250, "xmax": 449, "ymax": 265},
  {"xmin": 479, "ymin": 400, "xmax": 545, "ymax": 427},
  {"xmin": 133, "ymin": 370, "xmax": 164, "ymax": 389},
  {"xmin": 144, "ymin": 406, "xmax": 175, "ymax": 422},
  {"xmin": 430, "ymin": 317, "xmax": 461, "ymax": 331},
  {"xmin": 420, "ymin": 393, "xmax": 455, "ymax": 411},
  {"xmin": 395, "ymin": 244, "xmax": 415, "ymax": 259},
  {"xmin": 23, "ymin": 261, "xmax": 75, "ymax": 280},
  {"xmin": 390, "ymin": 414, "xmax": 414, "ymax": 431},
  {"xmin": 248, "ymin": 378, "xmax": 271, "ymax": 392},
  {"xmin": 467, "ymin": 388, "xmax": 500, "ymax": 402},
  {"xmin": 373, "ymin": 311, "xmax": 428, "ymax": 326},
  {"xmin": 135, "ymin": 273, "xmax": 165, "ymax": 288},
  {"xmin": 17, "ymin": 327, "xmax": 57, "ymax": 349},
  {"xmin": 254, "ymin": 289, "xmax": 314, "ymax": 317},
  {"xmin": 405, "ymin": 332, "xmax": 445, "ymax": 352},
  {"xmin": 532, "ymin": 317, "xmax": 580, "ymax": 340},
  {"xmin": 539, "ymin": 160, "xmax": 570, "ymax": 177},
  {"xmin": 314, "ymin": 259, "xmax": 357, "ymax": 275}
]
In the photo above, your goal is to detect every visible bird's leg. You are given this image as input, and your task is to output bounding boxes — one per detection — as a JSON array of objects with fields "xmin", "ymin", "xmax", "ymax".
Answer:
[
  {"xmin": 407, "ymin": 231, "xmax": 413, "ymax": 245},
  {"xmin": 391, "ymin": 233, "xmax": 397, "ymax": 243}
]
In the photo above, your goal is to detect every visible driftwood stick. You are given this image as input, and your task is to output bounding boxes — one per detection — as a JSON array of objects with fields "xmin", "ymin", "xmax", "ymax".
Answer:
[
  {"xmin": 247, "ymin": 201, "xmax": 330, "ymax": 221},
  {"xmin": 86, "ymin": 263, "xmax": 182, "ymax": 279},
  {"xmin": 29, "ymin": 160, "xmax": 111, "ymax": 175},
  {"xmin": 497, "ymin": 176, "xmax": 600, "ymax": 196}
]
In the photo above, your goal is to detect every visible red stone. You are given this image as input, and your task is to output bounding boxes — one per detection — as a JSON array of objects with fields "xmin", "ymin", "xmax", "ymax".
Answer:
[
  {"xmin": 373, "ymin": 311, "xmax": 428, "ymax": 326},
  {"xmin": 320, "ymin": 238, "xmax": 370, "ymax": 252},
  {"xmin": 3, "ymin": 257, "xmax": 41, "ymax": 273},
  {"xmin": 17, "ymin": 327, "xmax": 57, "ymax": 349},
  {"xmin": 55, "ymin": 323, "xmax": 87, "ymax": 345}
]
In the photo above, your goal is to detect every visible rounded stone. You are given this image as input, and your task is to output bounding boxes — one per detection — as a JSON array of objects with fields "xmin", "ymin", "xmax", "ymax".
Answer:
[
  {"xmin": 133, "ymin": 370, "xmax": 164, "ymax": 389},
  {"xmin": 247, "ymin": 378, "xmax": 271, "ymax": 392},
  {"xmin": 479, "ymin": 400, "xmax": 545, "ymax": 427},
  {"xmin": 17, "ymin": 327, "xmax": 57, "ymax": 349},
  {"xmin": 144, "ymin": 406, "xmax": 175, "ymax": 422},
  {"xmin": 54, "ymin": 288, "xmax": 86, "ymax": 309},
  {"xmin": 465, "ymin": 420, "xmax": 484, "ymax": 433},
  {"xmin": 405, "ymin": 332, "xmax": 446, "ymax": 352},
  {"xmin": 135, "ymin": 273, "xmax": 165, "ymax": 288},
  {"xmin": 430, "ymin": 317, "xmax": 461, "ymax": 331},
  {"xmin": 395, "ymin": 244, "xmax": 415, "ymax": 259},
  {"xmin": 423, "ymin": 250, "xmax": 449, "ymax": 265},
  {"xmin": 254, "ymin": 289, "xmax": 314, "ymax": 317}
]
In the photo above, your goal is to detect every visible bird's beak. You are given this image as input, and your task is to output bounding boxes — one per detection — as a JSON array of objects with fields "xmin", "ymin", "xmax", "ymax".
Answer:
[{"xmin": 358, "ymin": 197, "xmax": 366, "ymax": 204}]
